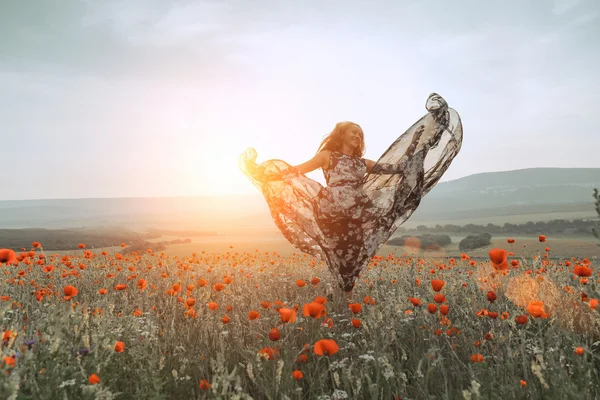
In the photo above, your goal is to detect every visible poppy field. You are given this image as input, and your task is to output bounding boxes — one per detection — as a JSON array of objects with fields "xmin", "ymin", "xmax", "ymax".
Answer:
[{"xmin": 0, "ymin": 236, "xmax": 598, "ymax": 399}]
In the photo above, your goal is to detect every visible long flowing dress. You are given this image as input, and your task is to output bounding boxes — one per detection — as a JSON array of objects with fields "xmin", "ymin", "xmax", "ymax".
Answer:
[{"xmin": 239, "ymin": 93, "xmax": 463, "ymax": 291}]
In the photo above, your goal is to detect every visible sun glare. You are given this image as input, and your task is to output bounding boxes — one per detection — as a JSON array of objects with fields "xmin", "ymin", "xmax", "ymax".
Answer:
[{"xmin": 194, "ymin": 152, "xmax": 252, "ymax": 196}]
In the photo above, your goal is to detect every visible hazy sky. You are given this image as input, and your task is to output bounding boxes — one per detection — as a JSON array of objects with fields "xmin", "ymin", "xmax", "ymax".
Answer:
[{"xmin": 1, "ymin": 0, "xmax": 599, "ymax": 200}]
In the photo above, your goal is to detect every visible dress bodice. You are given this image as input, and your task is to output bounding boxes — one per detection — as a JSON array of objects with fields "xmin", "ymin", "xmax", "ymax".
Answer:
[{"xmin": 323, "ymin": 151, "xmax": 367, "ymax": 187}]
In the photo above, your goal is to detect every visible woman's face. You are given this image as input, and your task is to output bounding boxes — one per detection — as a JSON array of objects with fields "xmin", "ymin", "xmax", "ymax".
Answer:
[{"xmin": 342, "ymin": 124, "xmax": 363, "ymax": 149}]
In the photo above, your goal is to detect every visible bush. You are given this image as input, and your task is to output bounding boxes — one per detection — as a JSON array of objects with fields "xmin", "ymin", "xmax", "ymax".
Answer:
[
  {"xmin": 593, "ymin": 188, "xmax": 600, "ymax": 245},
  {"xmin": 458, "ymin": 233, "xmax": 492, "ymax": 251},
  {"xmin": 387, "ymin": 234, "xmax": 451, "ymax": 251}
]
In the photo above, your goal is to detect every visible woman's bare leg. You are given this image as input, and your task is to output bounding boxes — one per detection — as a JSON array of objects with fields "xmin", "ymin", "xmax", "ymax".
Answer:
[
  {"xmin": 332, "ymin": 284, "xmax": 354, "ymax": 302},
  {"xmin": 344, "ymin": 290, "xmax": 354, "ymax": 302}
]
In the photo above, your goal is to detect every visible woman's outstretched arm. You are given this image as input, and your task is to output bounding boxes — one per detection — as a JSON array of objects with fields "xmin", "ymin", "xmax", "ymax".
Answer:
[{"xmin": 293, "ymin": 150, "xmax": 330, "ymax": 175}]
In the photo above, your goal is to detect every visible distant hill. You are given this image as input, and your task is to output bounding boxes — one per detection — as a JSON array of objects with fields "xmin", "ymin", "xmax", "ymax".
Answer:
[
  {"xmin": 0, "ymin": 195, "xmax": 265, "ymax": 231},
  {"xmin": 0, "ymin": 168, "xmax": 598, "ymax": 231},
  {"xmin": 409, "ymin": 167, "xmax": 600, "ymax": 220}
]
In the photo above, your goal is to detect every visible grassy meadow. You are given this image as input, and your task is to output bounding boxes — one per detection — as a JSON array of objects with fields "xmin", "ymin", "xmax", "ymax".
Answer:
[
  {"xmin": 146, "ymin": 231, "xmax": 600, "ymax": 260},
  {"xmin": 0, "ymin": 234, "xmax": 599, "ymax": 399}
]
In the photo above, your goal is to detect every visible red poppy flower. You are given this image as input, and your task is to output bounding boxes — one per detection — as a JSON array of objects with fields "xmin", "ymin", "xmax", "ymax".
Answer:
[
  {"xmin": 303, "ymin": 302, "xmax": 326, "ymax": 318},
  {"xmin": 526, "ymin": 301, "xmax": 549, "ymax": 318},
  {"xmin": 433, "ymin": 294, "xmax": 446, "ymax": 303},
  {"xmin": 515, "ymin": 315, "xmax": 528, "ymax": 325},
  {"xmin": 313, "ymin": 339, "xmax": 339, "ymax": 356},
  {"xmin": 574, "ymin": 265, "xmax": 593, "ymax": 277},
  {"xmin": 63, "ymin": 285, "xmax": 78, "ymax": 298},
  {"xmin": 199, "ymin": 379, "xmax": 212, "ymax": 390},
  {"xmin": 431, "ymin": 279, "xmax": 445, "ymax": 292},
  {"xmin": 409, "ymin": 297, "xmax": 422, "ymax": 306},
  {"xmin": 348, "ymin": 303, "xmax": 362, "ymax": 314},
  {"xmin": 258, "ymin": 347, "xmax": 279, "ymax": 360},
  {"xmin": 279, "ymin": 308, "xmax": 297, "ymax": 323},
  {"xmin": 292, "ymin": 370, "xmax": 303, "ymax": 380},
  {"xmin": 269, "ymin": 328, "xmax": 281, "ymax": 341},
  {"xmin": 0, "ymin": 249, "xmax": 17, "ymax": 266},
  {"xmin": 538, "ymin": 235, "xmax": 546, "ymax": 242}
]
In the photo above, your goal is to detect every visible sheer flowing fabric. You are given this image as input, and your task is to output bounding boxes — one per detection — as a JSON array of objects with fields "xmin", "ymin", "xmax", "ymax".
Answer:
[{"xmin": 239, "ymin": 93, "xmax": 463, "ymax": 291}]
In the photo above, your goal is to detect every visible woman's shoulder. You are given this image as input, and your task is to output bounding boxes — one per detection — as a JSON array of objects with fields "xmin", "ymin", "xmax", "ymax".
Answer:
[
  {"xmin": 318, "ymin": 149, "xmax": 334, "ymax": 161},
  {"xmin": 318, "ymin": 149, "xmax": 333, "ymax": 170}
]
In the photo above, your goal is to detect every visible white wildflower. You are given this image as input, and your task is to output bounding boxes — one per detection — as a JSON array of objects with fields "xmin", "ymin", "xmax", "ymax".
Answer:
[
  {"xmin": 415, "ymin": 359, "xmax": 424, "ymax": 378},
  {"xmin": 50, "ymin": 337, "xmax": 61, "ymax": 354},
  {"xmin": 383, "ymin": 369, "xmax": 394, "ymax": 380},
  {"xmin": 359, "ymin": 354, "xmax": 375, "ymax": 362},
  {"xmin": 246, "ymin": 363, "xmax": 255, "ymax": 383},
  {"xmin": 399, "ymin": 372, "xmax": 408, "ymax": 383},
  {"xmin": 58, "ymin": 379, "xmax": 76, "ymax": 388},
  {"xmin": 378, "ymin": 356, "xmax": 395, "ymax": 380},
  {"xmin": 332, "ymin": 390, "xmax": 349, "ymax": 400},
  {"xmin": 345, "ymin": 342, "xmax": 357, "ymax": 350},
  {"xmin": 82, "ymin": 336, "xmax": 90, "ymax": 349},
  {"xmin": 531, "ymin": 362, "xmax": 549, "ymax": 389},
  {"xmin": 276, "ymin": 360, "xmax": 284, "ymax": 386},
  {"xmin": 401, "ymin": 348, "xmax": 408, "ymax": 361},
  {"xmin": 333, "ymin": 371, "xmax": 341, "ymax": 387},
  {"xmin": 535, "ymin": 353, "xmax": 547, "ymax": 370},
  {"xmin": 462, "ymin": 380, "xmax": 481, "ymax": 400},
  {"xmin": 330, "ymin": 358, "xmax": 348, "ymax": 370}
]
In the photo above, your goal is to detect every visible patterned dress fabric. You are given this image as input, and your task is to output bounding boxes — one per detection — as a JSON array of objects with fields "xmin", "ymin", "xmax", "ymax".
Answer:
[{"xmin": 239, "ymin": 93, "xmax": 463, "ymax": 291}]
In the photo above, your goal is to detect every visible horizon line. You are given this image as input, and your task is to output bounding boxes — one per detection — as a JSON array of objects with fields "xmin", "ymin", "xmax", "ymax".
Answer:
[{"xmin": 2, "ymin": 166, "xmax": 598, "ymax": 202}]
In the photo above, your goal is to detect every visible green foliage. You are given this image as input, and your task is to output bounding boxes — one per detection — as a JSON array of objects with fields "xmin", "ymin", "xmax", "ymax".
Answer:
[
  {"xmin": 593, "ymin": 188, "xmax": 600, "ymax": 245},
  {"xmin": 387, "ymin": 234, "xmax": 452, "ymax": 250},
  {"xmin": 397, "ymin": 217, "xmax": 599, "ymax": 236},
  {"xmin": 458, "ymin": 233, "xmax": 492, "ymax": 251}
]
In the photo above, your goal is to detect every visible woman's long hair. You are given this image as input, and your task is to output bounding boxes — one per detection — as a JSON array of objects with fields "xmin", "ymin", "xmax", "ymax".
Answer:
[{"xmin": 315, "ymin": 121, "xmax": 365, "ymax": 157}]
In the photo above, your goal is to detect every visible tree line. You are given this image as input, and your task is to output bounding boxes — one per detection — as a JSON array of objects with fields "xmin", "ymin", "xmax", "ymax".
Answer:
[{"xmin": 396, "ymin": 217, "xmax": 598, "ymax": 236}]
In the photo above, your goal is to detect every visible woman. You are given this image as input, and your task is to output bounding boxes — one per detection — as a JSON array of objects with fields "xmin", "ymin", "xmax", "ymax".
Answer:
[{"xmin": 239, "ymin": 93, "xmax": 463, "ymax": 298}]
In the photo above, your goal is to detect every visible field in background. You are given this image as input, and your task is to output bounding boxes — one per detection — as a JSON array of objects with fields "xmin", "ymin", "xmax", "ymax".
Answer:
[
  {"xmin": 156, "ymin": 235, "xmax": 600, "ymax": 259},
  {"xmin": 57, "ymin": 229, "xmax": 597, "ymax": 260}
]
